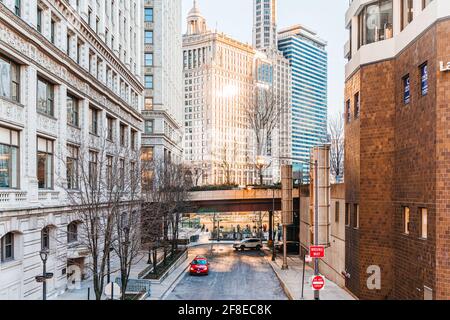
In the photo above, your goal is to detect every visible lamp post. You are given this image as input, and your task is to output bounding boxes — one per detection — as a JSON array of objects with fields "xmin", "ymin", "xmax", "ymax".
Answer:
[
  {"xmin": 107, "ymin": 246, "xmax": 114, "ymax": 284},
  {"xmin": 272, "ymin": 187, "xmax": 276, "ymax": 261},
  {"xmin": 37, "ymin": 249, "xmax": 52, "ymax": 300},
  {"xmin": 256, "ymin": 156, "xmax": 265, "ymax": 186}
]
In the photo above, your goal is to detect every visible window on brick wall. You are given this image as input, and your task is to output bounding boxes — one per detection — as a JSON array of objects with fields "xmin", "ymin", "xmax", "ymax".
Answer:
[
  {"xmin": 345, "ymin": 203, "xmax": 350, "ymax": 226},
  {"xmin": 420, "ymin": 63, "xmax": 428, "ymax": 96},
  {"xmin": 353, "ymin": 204, "xmax": 359, "ymax": 229},
  {"xmin": 403, "ymin": 74, "xmax": 411, "ymax": 105},
  {"xmin": 354, "ymin": 92, "xmax": 360, "ymax": 119},
  {"xmin": 420, "ymin": 208, "xmax": 428, "ymax": 239},
  {"xmin": 335, "ymin": 201, "xmax": 340, "ymax": 223},
  {"xmin": 403, "ymin": 207, "xmax": 410, "ymax": 234},
  {"xmin": 346, "ymin": 99, "xmax": 351, "ymax": 123}
]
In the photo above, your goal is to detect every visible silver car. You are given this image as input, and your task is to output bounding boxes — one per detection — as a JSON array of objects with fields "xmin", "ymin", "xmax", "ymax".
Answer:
[{"xmin": 233, "ymin": 238, "xmax": 262, "ymax": 251}]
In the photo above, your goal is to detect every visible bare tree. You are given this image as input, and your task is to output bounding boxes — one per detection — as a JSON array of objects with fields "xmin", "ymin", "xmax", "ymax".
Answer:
[
  {"xmin": 141, "ymin": 159, "xmax": 191, "ymax": 269},
  {"xmin": 246, "ymin": 86, "xmax": 285, "ymax": 185},
  {"xmin": 61, "ymin": 129, "xmax": 142, "ymax": 300},
  {"xmin": 329, "ymin": 112, "xmax": 345, "ymax": 183},
  {"xmin": 110, "ymin": 151, "xmax": 144, "ymax": 300},
  {"xmin": 186, "ymin": 163, "xmax": 204, "ymax": 188},
  {"xmin": 219, "ymin": 138, "xmax": 238, "ymax": 186}
]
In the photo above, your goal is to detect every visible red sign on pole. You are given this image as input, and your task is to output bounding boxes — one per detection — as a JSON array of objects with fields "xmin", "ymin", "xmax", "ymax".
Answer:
[
  {"xmin": 312, "ymin": 275, "xmax": 325, "ymax": 291},
  {"xmin": 310, "ymin": 246, "xmax": 325, "ymax": 258}
]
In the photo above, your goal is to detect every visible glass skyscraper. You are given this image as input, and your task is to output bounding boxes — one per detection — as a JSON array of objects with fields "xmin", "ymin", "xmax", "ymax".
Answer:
[{"xmin": 278, "ymin": 25, "xmax": 328, "ymax": 180}]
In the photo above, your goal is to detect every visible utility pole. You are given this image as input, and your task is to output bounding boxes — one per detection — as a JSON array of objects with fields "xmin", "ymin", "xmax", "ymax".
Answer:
[
  {"xmin": 314, "ymin": 159, "xmax": 320, "ymax": 300},
  {"xmin": 272, "ymin": 188, "xmax": 276, "ymax": 261}
]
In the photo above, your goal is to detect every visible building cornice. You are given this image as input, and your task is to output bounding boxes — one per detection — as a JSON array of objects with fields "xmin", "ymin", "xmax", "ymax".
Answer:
[
  {"xmin": 345, "ymin": 16, "xmax": 450, "ymax": 82},
  {"xmin": 0, "ymin": 3, "xmax": 144, "ymax": 124},
  {"xmin": 52, "ymin": 0, "xmax": 144, "ymax": 91}
]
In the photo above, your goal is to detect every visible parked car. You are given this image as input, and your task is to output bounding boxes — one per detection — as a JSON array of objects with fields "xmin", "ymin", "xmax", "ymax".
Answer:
[
  {"xmin": 189, "ymin": 256, "xmax": 210, "ymax": 275},
  {"xmin": 275, "ymin": 241, "xmax": 300, "ymax": 255},
  {"xmin": 233, "ymin": 238, "xmax": 262, "ymax": 251}
]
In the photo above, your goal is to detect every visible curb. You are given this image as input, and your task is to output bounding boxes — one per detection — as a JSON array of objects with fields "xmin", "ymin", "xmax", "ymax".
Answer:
[
  {"xmin": 265, "ymin": 255, "xmax": 295, "ymax": 300},
  {"xmin": 159, "ymin": 261, "xmax": 190, "ymax": 300}
]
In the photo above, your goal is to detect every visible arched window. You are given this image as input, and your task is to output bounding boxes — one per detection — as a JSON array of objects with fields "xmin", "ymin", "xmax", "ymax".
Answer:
[
  {"xmin": 1, "ymin": 232, "xmax": 14, "ymax": 262},
  {"xmin": 67, "ymin": 222, "xmax": 78, "ymax": 244},
  {"xmin": 41, "ymin": 227, "xmax": 51, "ymax": 250}
]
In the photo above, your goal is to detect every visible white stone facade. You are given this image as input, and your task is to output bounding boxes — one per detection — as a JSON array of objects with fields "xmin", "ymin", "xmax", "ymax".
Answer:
[
  {"xmin": 182, "ymin": 2, "xmax": 256, "ymax": 186},
  {"xmin": 345, "ymin": 0, "xmax": 450, "ymax": 78},
  {"xmin": 0, "ymin": 0, "xmax": 143, "ymax": 299},
  {"xmin": 141, "ymin": 0, "xmax": 183, "ymax": 164}
]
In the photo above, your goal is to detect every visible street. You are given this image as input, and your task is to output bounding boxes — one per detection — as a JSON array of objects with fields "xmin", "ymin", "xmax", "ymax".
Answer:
[{"xmin": 165, "ymin": 244, "xmax": 288, "ymax": 300}]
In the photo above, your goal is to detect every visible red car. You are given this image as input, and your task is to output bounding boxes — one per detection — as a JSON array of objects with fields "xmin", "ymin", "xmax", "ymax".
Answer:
[{"xmin": 189, "ymin": 256, "xmax": 210, "ymax": 275}]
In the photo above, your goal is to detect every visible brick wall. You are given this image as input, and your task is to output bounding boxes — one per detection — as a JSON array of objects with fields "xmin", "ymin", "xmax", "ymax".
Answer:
[
  {"xmin": 344, "ymin": 70, "xmax": 362, "ymax": 296},
  {"xmin": 345, "ymin": 18, "xmax": 450, "ymax": 300},
  {"xmin": 392, "ymin": 22, "xmax": 437, "ymax": 300},
  {"xmin": 435, "ymin": 19, "xmax": 450, "ymax": 300}
]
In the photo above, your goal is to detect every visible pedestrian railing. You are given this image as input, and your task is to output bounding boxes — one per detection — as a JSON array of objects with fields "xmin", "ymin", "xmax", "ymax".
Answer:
[{"xmin": 115, "ymin": 278, "xmax": 151, "ymax": 298}]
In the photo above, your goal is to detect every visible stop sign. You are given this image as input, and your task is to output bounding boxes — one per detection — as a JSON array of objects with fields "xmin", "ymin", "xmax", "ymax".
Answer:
[{"xmin": 312, "ymin": 275, "xmax": 325, "ymax": 291}]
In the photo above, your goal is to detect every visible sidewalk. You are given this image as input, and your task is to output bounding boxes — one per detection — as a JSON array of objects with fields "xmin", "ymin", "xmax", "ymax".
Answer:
[{"xmin": 265, "ymin": 250, "xmax": 356, "ymax": 300}]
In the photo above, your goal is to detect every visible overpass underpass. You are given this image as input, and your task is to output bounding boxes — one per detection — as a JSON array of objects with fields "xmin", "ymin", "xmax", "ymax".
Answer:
[{"xmin": 186, "ymin": 188, "xmax": 301, "ymax": 244}]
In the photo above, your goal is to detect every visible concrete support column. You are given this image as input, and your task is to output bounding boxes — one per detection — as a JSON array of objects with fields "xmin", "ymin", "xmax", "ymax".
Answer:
[
  {"xmin": 393, "ymin": 0, "xmax": 402, "ymax": 36},
  {"xmin": 42, "ymin": 8, "xmax": 52, "ymax": 40},
  {"xmin": 113, "ymin": 1, "xmax": 119, "ymax": 55},
  {"xmin": 24, "ymin": 66, "xmax": 39, "ymax": 203},
  {"xmin": 413, "ymin": 0, "xmax": 423, "ymax": 19},
  {"xmin": 79, "ymin": 0, "xmax": 89, "ymax": 22},
  {"xmin": 56, "ymin": 84, "xmax": 68, "ymax": 197},
  {"xmin": 23, "ymin": 0, "xmax": 37, "ymax": 28},
  {"xmin": 97, "ymin": 0, "xmax": 106, "ymax": 39},
  {"xmin": 59, "ymin": 20, "xmax": 68, "ymax": 54},
  {"xmin": 351, "ymin": 16, "xmax": 358, "ymax": 56}
]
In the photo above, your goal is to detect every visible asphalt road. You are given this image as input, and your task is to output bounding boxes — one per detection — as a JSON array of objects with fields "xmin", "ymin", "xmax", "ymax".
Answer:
[{"xmin": 165, "ymin": 244, "xmax": 288, "ymax": 300}]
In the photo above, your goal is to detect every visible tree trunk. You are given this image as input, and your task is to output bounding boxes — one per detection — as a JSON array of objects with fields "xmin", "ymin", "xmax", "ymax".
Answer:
[{"xmin": 152, "ymin": 248, "xmax": 158, "ymax": 274}]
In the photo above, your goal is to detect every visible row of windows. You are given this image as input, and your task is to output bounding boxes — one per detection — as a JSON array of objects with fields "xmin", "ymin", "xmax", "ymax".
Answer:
[
  {"xmin": 343, "ymin": 203, "xmax": 429, "ymax": 240},
  {"xmin": 0, "ymin": 111, "xmax": 138, "ymax": 190},
  {"xmin": 350, "ymin": 0, "xmax": 435, "ymax": 59},
  {"xmin": 346, "ymin": 62, "xmax": 429, "ymax": 123},
  {"xmin": 2, "ymin": 1, "xmax": 140, "ymax": 107},
  {"xmin": 0, "ymin": 54, "xmax": 138, "ymax": 138},
  {"xmin": 0, "ymin": 222, "xmax": 78, "ymax": 263}
]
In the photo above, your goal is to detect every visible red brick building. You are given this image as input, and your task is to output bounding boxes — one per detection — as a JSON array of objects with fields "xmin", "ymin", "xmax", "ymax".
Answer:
[{"xmin": 344, "ymin": 0, "xmax": 450, "ymax": 300}]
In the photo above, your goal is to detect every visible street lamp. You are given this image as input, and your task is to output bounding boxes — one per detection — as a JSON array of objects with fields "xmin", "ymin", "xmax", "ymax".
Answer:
[
  {"xmin": 271, "ymin": 187, "xmax": 276, "ymax": 262},
  {"xmin": 36, "ymin": 249, "xmax": 53, "ymax": 300},
  {"xmin": 256, "ymin": 156, "xmax": 265, "ymax": 186}
]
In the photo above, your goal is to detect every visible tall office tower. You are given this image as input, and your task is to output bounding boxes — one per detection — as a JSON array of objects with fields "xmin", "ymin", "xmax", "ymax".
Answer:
[
  {"xmin": 252, "ymin": 0, "xmax": 292, "ymax": 184},
  {"xmin": 253, "ymin": 0, "xmax": 278, "ymax": 51},
  {"xmin": 182, "ymin": 1, "xmax": 256, "ymax": 186},
  {"xmin": 344, "ymin": 0, "xmax": 450, "ymax": 300},
  {"xmin": 0, "ymin": 1, "xmax": 144, "ymax": 299},
  {"xmin": 142, "ymin": 0, "xmax": 183, "ymax": 164},
  {"xmin": 278, "ymin": 25, "xmax": 328, "ymax": 181}
]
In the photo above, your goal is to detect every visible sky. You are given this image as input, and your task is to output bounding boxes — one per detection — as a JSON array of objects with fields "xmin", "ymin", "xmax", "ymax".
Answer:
[{"xmin": 181, "ymin": 0, "xmax": 348, "ymax": 119}]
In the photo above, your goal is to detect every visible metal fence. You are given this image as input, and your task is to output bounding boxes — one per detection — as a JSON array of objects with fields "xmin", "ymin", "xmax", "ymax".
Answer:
[{"xmin": 115, "ymin": 278, "xmax": 151, "ymax": 297}]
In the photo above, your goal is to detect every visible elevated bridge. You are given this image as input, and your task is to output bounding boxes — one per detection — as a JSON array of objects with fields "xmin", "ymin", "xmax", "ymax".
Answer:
[{"xmin": 188, "ymin": 188, "xmax": 301, "ymax": 213}]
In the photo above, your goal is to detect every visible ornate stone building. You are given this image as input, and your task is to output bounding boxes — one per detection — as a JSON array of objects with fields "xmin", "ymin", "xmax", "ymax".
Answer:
[
  {"xmin": 344, "ymin": 0, "xmax": 450, "ymax": 300},
  {"xmin": 182, "ymin": 1, "xmax": 256, "ymax": 186},
  {"xmin": 141, "ymin": 0, "xmax": 183, "ymax": 164},
  {"xmin": 0, "ymin": 0, "xmax": 143, "ymax": 299}
]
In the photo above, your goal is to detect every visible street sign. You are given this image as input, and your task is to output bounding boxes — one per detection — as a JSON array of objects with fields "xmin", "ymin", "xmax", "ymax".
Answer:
[
  {"xmin": 311, "ymin": 275, "xmax": 325, "ymax": 291},
  {"xmin": 310, "ymin": 246, "xmax": 325, "ymax": 258},
  {"xmin": 305, "ymin": 255, "xmax": 313, "ymax": 263}
]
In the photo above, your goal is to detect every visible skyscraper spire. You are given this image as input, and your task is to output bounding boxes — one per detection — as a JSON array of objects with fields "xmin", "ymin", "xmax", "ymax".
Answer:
[
  {"xmin": 253, "ymin": 0, "xmax": 278, "ymax": 50},
  {"xmin": 186, "ymin": 0, "xmax": 207, "ymax": 35}
]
